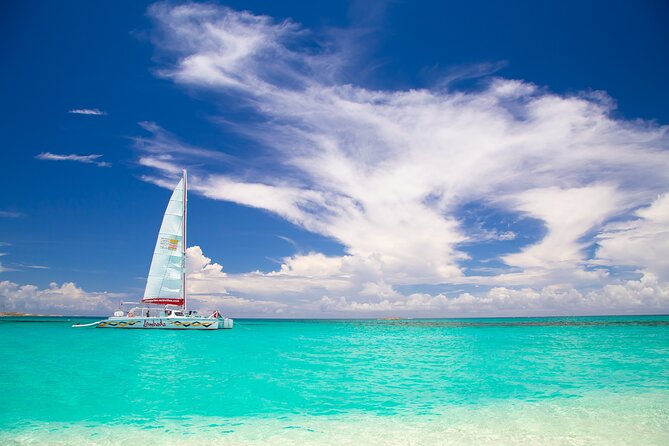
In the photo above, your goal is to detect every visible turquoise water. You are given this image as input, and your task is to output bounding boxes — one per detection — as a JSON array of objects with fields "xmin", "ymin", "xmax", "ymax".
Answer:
[{"xmin": 1, "ymin": 316, "xmax": 668, "ymax": 444}]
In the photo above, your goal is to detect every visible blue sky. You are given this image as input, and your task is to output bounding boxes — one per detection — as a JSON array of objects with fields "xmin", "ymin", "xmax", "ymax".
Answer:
[{"xmin": 1, "ymin": 0, "xmax": 669, "ymax": 317}]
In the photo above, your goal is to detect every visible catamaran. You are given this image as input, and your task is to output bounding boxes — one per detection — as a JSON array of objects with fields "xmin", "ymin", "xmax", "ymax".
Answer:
[{"xmin": 74, "ymin": 170, "xmax": 233, "ymax": 330}]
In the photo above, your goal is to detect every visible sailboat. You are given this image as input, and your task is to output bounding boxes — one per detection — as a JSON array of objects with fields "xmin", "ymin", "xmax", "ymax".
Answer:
[{"xmin": 74, "ymin": 170, "xmax": 233, "ymax": 330}]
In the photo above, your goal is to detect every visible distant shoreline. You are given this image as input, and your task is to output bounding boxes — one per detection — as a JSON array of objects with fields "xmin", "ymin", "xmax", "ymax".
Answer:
[{"xmin": 0, "ymin": 312, "xmax": 74, "ymax": 317}]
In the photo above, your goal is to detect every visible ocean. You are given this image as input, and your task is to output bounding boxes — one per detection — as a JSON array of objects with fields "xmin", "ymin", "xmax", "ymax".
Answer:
[{"xmin": 1, "ymin": 316, "xmax": 667, "ymax": 445}]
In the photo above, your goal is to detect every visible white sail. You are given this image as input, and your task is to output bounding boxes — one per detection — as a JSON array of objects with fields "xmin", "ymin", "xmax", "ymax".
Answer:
[{"xmin": 142, "ymin": 178, "xmax": 185, "ymax": 306}]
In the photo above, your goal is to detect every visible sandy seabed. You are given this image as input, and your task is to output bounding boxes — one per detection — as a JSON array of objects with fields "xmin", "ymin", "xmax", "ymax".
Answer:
[{"xmin": 3, "ymin": 392, "xmax": 667, "ymax": 445}]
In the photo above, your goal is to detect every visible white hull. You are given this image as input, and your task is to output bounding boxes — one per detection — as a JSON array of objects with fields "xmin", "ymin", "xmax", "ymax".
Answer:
[
  {"xmin": 219, "ymin": 317, "xmax": 234, "ymax": 329},
  {"xmin": 90, "ymin": 316, "xmax": 232, "ymax": 330}
]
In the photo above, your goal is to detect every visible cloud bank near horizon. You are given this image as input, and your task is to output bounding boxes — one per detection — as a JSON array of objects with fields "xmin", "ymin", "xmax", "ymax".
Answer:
[
  {"xmin": 0, "ymin": 281, "xmax": 125, "ymax": 316},
  {"xmin": 4, "ymin": 245, "xmax": 667, "ymax": 317}
]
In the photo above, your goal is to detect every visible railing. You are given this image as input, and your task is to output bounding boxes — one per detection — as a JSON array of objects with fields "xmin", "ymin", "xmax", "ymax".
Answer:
[{"xmin": 120, "ymin": 308, "xmax": 204, "ymax": 318}]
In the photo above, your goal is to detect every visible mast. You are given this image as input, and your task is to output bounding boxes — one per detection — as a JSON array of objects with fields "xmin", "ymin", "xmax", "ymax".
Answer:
[{"xmin": 182, "ymin": 169, "xmax": 187, "ymax": 312}]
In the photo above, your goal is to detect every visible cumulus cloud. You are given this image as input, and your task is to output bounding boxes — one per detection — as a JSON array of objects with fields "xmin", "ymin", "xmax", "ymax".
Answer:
[
  {"xmin": 68, "ymin": 108, "xmax": 107, "ymax": 116},
  {"xmin": 183, "ymin": 246, "xmax": 669, "ymax": 317},
  {"xmin": 319, "ymin": 273, "xmax": 669, "ymax": 316},
  {"xmin": 185, "ymin": 246, "xmax": 290, "ymax": 315},
  {"xmin": 36, "ymin": 152, "xmax": 111, "ymax": 167},
  {"xmin": 182, "ymin": 245, "xmax": 669, "ymax": 317},
  {"xmin": 129, "ymin": 3, "xmax": 669, "ymax": 315},
  {"xmin": 0, "ymin": 281, "xmax": 126, "ymax": 316}
]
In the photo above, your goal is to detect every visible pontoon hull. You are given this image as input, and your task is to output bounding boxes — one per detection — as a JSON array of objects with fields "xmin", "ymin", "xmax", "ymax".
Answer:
[
  {"xmin": 219, "ymin": 317, "xmax": 233, "ymax": 329},
  {"xmin": 97, "ymin": 317, "xmax": 219, "ymax": 330}
]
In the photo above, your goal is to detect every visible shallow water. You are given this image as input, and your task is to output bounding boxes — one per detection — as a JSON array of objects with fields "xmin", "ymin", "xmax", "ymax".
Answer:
[{"xmin": 1, "ymin": 316, "xmax": 668, "ymax": 444}]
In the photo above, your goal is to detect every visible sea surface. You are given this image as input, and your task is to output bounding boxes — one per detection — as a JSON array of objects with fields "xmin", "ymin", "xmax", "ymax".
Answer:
[{"xmin": 0, "ymin": 316, "xmax": 668, "ymax": 445}]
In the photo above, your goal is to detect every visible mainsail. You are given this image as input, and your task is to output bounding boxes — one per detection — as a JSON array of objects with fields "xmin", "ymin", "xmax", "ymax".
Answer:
[{"xmin": 142, "ymin": 175, "xmax": 186, "ymax": 307}]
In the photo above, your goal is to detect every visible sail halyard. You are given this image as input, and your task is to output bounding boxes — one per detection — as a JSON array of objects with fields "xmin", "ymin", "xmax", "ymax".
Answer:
[{"xmin": 142, "ymin": 173, "xmax": 186, "ymax": 307}]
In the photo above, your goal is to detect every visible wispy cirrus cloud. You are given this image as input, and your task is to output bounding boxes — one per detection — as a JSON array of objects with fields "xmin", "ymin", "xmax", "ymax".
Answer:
[
  {"xmin": 134, "ymin": 121, "xmax": 233, "ymax": 162},
  {"xmin": 0, "ymin": 257, "xmax": 16, "ymax": 274},
  {"xmin": 0, "ymin": 211, "xmax": 24, "ymax": 218},
  {"xmin": 68, "ymin": 108, "xmax": 107, "ymax": 116},
  {"xmin": 0, "ymin": 243, "xmax": 11, "ymax": 274},
  {"xmin": 35, "ymin": 152, "xmax": 111, "ymax": 167},
  {"xmin": 420, "ymin": 60, "xmax": 509, "ymax": 89},
  {"xmin": 128, "ymin": 2, "xmax": 669, "ymax": 316}
]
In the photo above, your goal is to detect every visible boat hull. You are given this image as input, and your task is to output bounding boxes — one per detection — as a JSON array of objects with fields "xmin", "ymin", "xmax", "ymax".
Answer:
[
  {"xmin": 219, "ymin": 317, "xmax": 234, "ymax": 329},
  {"xmin": 97, "ymin": 317, "xmax": 219, "ymax": 330}
]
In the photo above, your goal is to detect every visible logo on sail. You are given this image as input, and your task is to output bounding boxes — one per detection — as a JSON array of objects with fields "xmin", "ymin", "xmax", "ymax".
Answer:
[{"xmin": 160, "ymin": 237, "xmax": 179, "ymax": 251}]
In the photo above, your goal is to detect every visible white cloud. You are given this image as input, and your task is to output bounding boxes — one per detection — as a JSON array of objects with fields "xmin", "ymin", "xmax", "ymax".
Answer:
[
  {"xmin": 68, "ymin": 108, "xmax": 107, "ymax": 116},
  {"xmin": 185, "ymin": 246, "xmax": 669, "ymax": 317},
  {"xmin": 496, "ymin": 231, "xmax": 517, "ymax": 241},
  {"xmin": 319, "ymin": 273, "xmax": 669, "ymax": 317},
  {"xmin": 486, "ymin": 185, "xmax": 624, "ymax": 286},
  {"xmin": 504, "ymin": 186, "xmax": 622, "ymax": 269},
  {"xmin": 596, "ymin": 192, "xmax": 669, "ymax": 281},
  {"xmin": 0, "ymin": 248, "xmax": 49, "ymax": 273},
  {"xmin": 134, "ymin": 122, "xmax": 233, "ymax": 162},
  {"xmin": 131, "ymin": 3, "xmax": 669, "ymax": 316},
  {"xmin": 0, "ymin": 211, "xmax": 24, "ymax": 218},
  {"xmin": 35, "ymin": 152, "xmax": 111, "ymax": 167},
  {"xmin": 0, "ymin": 281, "xmax": 125, "ymax": 315},
  {"xmin": 3, "ymin": 244, "xmax": 667, "ymax": 317},
  {"xmin": 0, "ymin": 250, "xmax": 14, "ymax": 273},
  {"xmin": 185, "ymin": 246, "xmax": 289, "ymax": 315},
  {"xmin": 0, "ymin": 246, "xmax": 8, "ymax": 273}
]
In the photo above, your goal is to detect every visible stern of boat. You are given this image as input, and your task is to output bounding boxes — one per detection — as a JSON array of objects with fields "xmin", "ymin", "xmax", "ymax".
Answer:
[{"xmin": 218, "ymin": 317, "xmax": 234, "ymax": 329}]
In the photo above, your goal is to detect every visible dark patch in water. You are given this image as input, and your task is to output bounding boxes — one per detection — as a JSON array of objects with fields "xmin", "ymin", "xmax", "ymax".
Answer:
[{"xmin": 373, "ymin": 320, "xmax": 669, "ymax": 328}]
